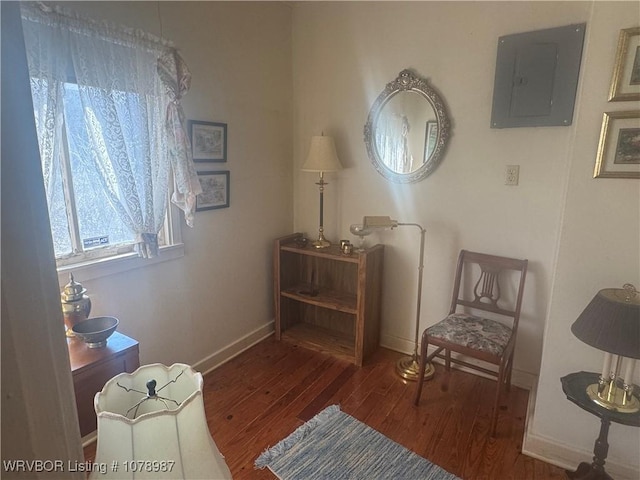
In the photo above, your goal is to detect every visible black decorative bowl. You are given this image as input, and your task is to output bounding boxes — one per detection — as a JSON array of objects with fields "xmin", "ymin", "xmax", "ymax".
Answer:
[{"xmin": 72, "ymin": 316, "xmax": 119, "ymax": 348}]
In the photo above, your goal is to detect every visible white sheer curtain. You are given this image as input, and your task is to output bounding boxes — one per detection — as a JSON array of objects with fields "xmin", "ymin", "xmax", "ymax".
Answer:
[
  {"xmin": 375, "ymin": 113, "xmax": 414, "ymax": 173},
  {"xmin": 21, "ymin": 2, "xmax": 201, "ymax": 258}
]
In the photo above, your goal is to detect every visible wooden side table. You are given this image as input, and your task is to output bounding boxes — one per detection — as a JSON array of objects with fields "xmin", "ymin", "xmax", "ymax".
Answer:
[
  {"xmin": 561, "ymin": 371, "xmax": 640, "ymax": 480},
  {"xmin": 68, "ymin": 331, "xmax": 139, "ymax": 437}
]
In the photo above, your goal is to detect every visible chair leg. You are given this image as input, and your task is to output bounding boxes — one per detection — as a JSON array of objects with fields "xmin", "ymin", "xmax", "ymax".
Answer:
[
  {"xmin": 414, "ymin": 331, "xmax": 430, "ymax": 405},
  {"xmin": 445, "ymin": 348, "xmax": 451, "ymax": 372},
  {"xmin": 490, "ymin": 361, "xmax": 507, "ymax": 436},
  {"xmin": 505, "ymin": 353, "xmax": 514, "ymax": 392}
]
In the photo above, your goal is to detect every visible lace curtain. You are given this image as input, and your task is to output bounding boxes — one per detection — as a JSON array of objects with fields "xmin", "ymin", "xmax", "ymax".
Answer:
[
  {"xmin": 20, "ymin": 2, "xmax": 201, "ymax": 258},
  {"xmin": 375, "ymin": 113, "xmax": 414, "ymax": 173}
]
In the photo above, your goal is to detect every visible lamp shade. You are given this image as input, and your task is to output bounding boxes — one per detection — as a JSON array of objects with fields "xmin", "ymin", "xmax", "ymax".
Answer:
[
  {"xmin": 571, "ymin": 287, "xmax": 640, "ymax": 359},
  {"xmin": 362, "ymin": 216, "xmax": 399, "ymax": 229},
  {"xmin": 90, "ymin": 363, "xmax": 232, "ymax": 480},
  {"xmin": 302, "ymin": 136, "xmax": 343, "ymax": 172}
]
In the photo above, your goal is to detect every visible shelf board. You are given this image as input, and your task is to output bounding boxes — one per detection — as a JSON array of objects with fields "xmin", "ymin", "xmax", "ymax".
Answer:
[
  {"xmin": 281, "ymin": 323, "xmax": 356, "ymax": 363},
  {"xmin": 281, "ymin": 285, "xmax": 357, "ymax": 314},
  {"xmin": 280, "ymin": 244, "xmax": 361, "ymax": 263}
]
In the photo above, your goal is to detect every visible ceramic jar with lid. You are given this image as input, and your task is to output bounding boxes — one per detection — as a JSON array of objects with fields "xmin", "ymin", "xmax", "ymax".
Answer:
[{"xmin": 61, "ymin": 273, "xmax": 91, "ymax": 337}]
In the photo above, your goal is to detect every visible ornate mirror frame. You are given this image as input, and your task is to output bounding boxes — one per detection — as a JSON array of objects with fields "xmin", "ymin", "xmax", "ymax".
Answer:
[{"xmin": 364, "ymin": 69, "xmax": 451, "ymax": 183}]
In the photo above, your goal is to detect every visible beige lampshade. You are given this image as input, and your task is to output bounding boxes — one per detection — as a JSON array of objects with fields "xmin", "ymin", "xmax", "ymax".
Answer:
[
  {"xmin": 302, "ymin": 135, "xmax": 343, "ymax": 172},
  {"xmin": 90, "ymin": 363, "xmax": 232, "ymax": 480}
]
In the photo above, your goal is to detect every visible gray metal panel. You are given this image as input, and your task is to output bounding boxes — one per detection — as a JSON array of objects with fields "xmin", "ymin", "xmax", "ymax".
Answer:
[{"xmin": 491, "ymin": 23, "xmax": 586, "ymax": 128}]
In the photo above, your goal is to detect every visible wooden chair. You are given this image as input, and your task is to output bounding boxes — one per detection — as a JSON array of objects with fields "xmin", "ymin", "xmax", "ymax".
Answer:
[{"xmin": 413, "ymin": 250, "xmax": 528, "ymax": 436}]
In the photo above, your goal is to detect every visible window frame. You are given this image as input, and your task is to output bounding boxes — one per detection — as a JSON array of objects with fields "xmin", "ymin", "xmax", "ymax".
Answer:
[
  {"xmin": 36, "ymin": 80, "xmax": 182, "ymax": 271},
  {"xmin": 51, "ymin": 126, "xmax": 185, "ymax": 275},
  {"xmin": 49, "ymin": 83, "xmax": 184, "ymax": 274},
  {"xmin": 56, "ymin": 202, "xmax": 184, "ymax": 282}
]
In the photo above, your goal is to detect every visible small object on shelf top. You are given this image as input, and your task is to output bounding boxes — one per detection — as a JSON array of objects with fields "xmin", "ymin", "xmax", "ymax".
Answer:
[
  {"xmin": 61, "ymin": 273, "xmax": 92, "ymax": 337},
  {"xmin": 294, "ymin": 236, "xmax": 309, "ymax": 248},
  {"xmin": 342, "ymin": 243, "xmax": 353, "ymax": 255},
  {"xmin": 61, "ymin": 273, "xmax": 87, "ymax": 302}
]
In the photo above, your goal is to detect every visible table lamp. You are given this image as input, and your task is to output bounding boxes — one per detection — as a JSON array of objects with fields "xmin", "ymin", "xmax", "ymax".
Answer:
[
  {"xmin": 90, "ymin": 363, "xmax": 232, "ymax": 479},
  {"xmin": 362, "ymin": 216, "xmax": 435, "ymax": 381},
  {"xmin": 571, "ymin": 284, "xmax": 640, "ymax": 413},
  {"xmin": 302, "ymin": 135, "xmax": 343, "ymax": 248}
]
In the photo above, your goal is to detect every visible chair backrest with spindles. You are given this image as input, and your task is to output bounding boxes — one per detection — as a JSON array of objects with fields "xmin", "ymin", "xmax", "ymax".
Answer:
[{"xmin": 449, "ymin": 250, "xmax": 528, "ymax": 333}]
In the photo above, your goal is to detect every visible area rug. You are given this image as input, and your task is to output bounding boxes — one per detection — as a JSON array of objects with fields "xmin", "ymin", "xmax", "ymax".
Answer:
[{"xmin": 255, "ymin": 405, "xmax": 460, "ymax": 480}]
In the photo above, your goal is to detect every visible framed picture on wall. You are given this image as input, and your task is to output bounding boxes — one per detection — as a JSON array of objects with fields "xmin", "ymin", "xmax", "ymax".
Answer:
[
  {"xmin": 195, "ymin": 171, "xmax": 230, "ymax": 211},
  {"xmin": 423, "ymin": 121, "xmax": 438, "ymax": 163},
  {"xmin": 593, "ymin": 110, "xmax": 640, "ymax": 178},
  {"xmin": 189, "ymin": 120, "xmax": 227, "ymax": 162},
  {"xmin": 608, "ymin": 27, "xmax": 640, "ymax": 102}
]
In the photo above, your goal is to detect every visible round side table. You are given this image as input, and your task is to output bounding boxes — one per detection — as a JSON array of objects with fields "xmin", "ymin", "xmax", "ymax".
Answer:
[{"xmin": 561, "ymin": 371, "xmax": 640, "ymax": 480}]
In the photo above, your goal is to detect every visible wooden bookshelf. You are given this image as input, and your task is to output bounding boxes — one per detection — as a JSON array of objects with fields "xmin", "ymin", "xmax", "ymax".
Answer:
[{"xmin": 274, "ymin": 233, "xmax": 384, "ymax": 366}]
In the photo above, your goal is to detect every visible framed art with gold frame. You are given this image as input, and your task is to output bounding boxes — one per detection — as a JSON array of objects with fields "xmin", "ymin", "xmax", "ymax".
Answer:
[
  {"xmin": 608, "ymin": 27, "xmax": 640, "ymax": 102},
  {"xmin": 593, "ymin": 110, "xmax": 640, "ymax": 178}
]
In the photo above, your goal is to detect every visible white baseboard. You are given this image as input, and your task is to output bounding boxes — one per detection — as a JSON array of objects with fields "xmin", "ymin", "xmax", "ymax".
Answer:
[
  {"xmin": 522, "ymin": 432, "xmax": 638, "ymax": 480},
  {"xmin": 81, "ymin": 431, "xmax": 97, "ymax": 448},
  {"xmin": 192, "ymin": 321, "xmax": 275, "ymax": 376}
]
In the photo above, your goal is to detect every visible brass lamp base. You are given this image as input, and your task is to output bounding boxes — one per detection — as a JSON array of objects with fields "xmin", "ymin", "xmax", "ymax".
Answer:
[
  {"xmin": 312, "ymin": 232, "xmax": 330, "ymax": 249},
  {"xmin": 396, "ymin": 355, "xmax": 435, "ymax": 381},
  {"xmin": 586, "ymin": 383, "xmax": 640, "ymax": 413}
]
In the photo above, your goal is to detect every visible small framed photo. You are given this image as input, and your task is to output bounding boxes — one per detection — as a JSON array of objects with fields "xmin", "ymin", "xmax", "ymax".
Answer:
[
  {"xmin": 608, "ymin": 27, "xmax": 640, "ymax": 102},
  {"xmin": 189, "ymin": 120, "xmax": 227, "ymax": 162},
  {"xmin": 196, "ymin": 171, "xmax": 230, "ymax": 211},
  {"xmin": 594, "ymin": 111, "xmax": 640, "ymax": 178}
]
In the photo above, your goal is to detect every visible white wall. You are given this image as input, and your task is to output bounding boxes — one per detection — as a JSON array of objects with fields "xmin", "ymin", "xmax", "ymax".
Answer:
[
  {"xmin": 293, "ymin": 0, "xmax": 584, "ymax": 382},
  {"xmin": 54, "ymin": 1, "xmax": 293, "ymax": 369},
  {"xmin": 527, "ymin": 2, "xmax": 640, "ymax": 475},
  {"xmin": 292, "ymin": 1, "xmax": 639, "ymax": 476}
]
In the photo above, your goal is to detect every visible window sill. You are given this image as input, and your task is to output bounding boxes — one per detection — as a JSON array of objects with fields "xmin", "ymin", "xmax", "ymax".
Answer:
[{"xmin": 57, "ymin": 243, "xmax": 185, "ymax": 283}]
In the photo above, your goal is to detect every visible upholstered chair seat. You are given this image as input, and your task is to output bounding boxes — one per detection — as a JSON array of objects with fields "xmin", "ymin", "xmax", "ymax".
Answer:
[{"xmin": 426, "ymin": 313, "xmax": 512, "ymax": 357}]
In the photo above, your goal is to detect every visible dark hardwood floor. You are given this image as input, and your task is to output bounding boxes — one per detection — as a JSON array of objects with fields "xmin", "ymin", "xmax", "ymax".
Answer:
[{"xmin": 85, "ymin": 337, "xmax": 567, "ymax": 479}]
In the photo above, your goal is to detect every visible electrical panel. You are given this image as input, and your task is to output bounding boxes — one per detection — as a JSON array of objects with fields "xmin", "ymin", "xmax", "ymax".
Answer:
[{"xmin": 491, "ymin": 23, "xmax": 586, "ymax": 128}]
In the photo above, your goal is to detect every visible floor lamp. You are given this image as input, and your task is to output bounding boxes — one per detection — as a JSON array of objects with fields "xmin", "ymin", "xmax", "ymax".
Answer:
[
  {"xmin": 302, "ymin": 135, "xmax": 343, "ymax": 248},
  {"xmin": 362, "ymin": 216, "xmax": 435, "ymax": 381}
]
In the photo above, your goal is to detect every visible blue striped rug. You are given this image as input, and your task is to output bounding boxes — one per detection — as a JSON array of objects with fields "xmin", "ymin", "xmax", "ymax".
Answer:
[{"xmin": 255, "ymin": 405, "xmax": 460, "ymax": 480}]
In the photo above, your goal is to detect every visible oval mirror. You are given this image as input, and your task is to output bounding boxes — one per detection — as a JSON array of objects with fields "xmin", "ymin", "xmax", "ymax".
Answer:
[{"xmin": 364, "ymin": 69, "xmax": 451, "ymax": 183}]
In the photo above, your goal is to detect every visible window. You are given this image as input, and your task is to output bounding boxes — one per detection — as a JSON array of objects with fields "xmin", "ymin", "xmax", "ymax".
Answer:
[
  {"xmin": 42, "ymin": 82, "xmax": 143, "ymax": 262},
  {"xmin": 21, "ymin": 3, "xmax": 201, "ymax": 268}
]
